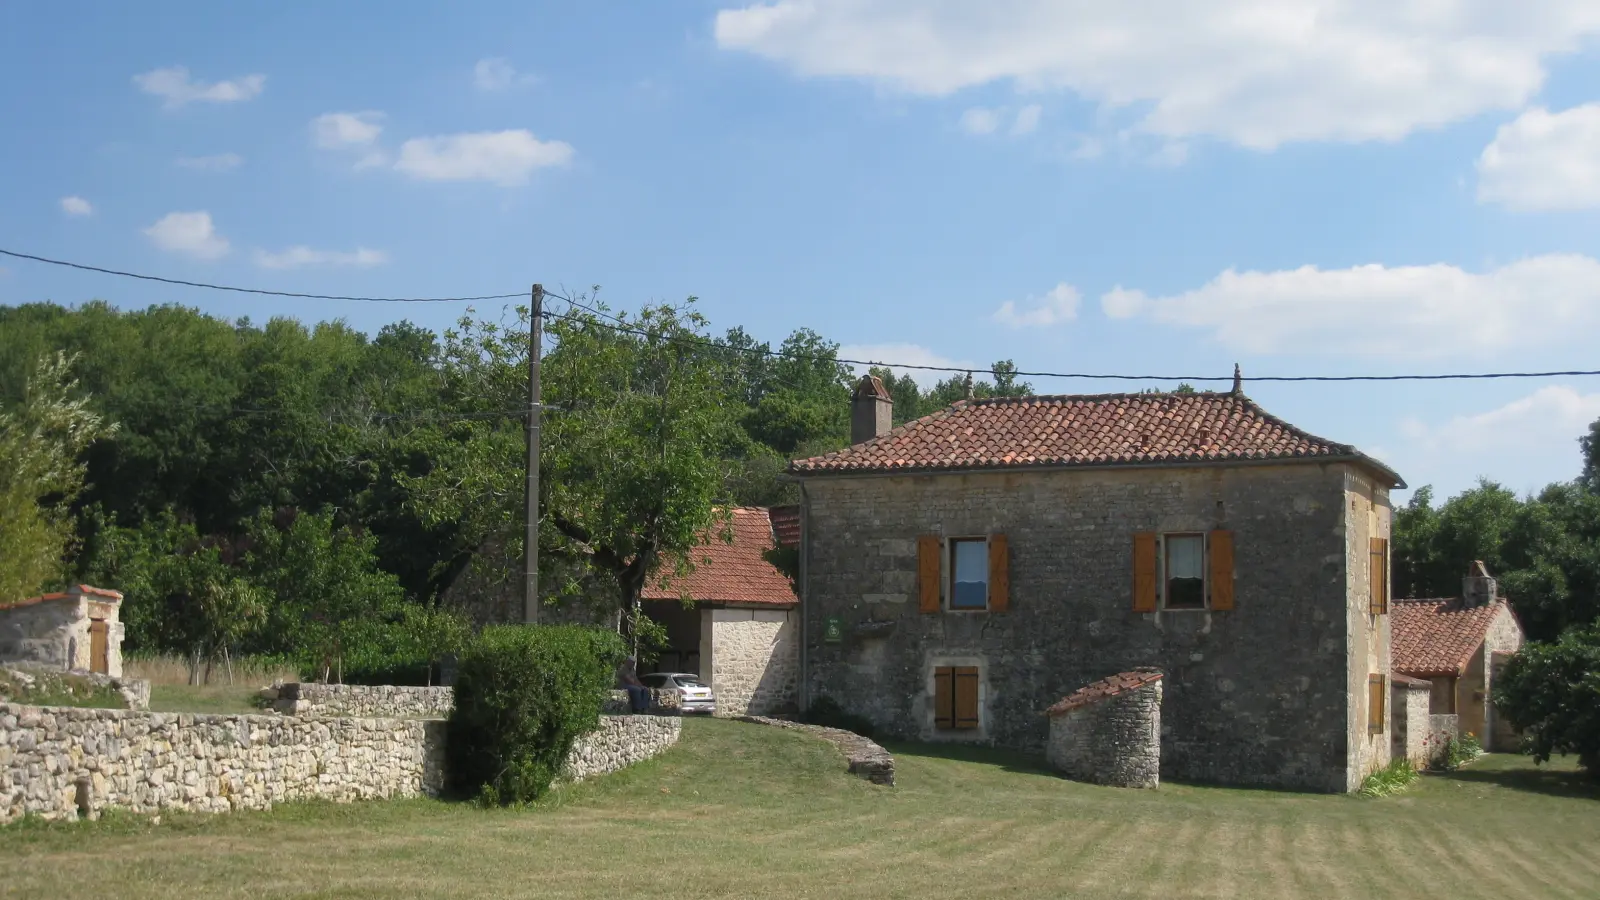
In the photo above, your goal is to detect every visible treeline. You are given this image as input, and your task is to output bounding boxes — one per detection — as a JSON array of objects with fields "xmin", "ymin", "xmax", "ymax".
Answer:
[{"xmin": 0, "ymin": 299, "xmax": 1030, "ymax": 681}]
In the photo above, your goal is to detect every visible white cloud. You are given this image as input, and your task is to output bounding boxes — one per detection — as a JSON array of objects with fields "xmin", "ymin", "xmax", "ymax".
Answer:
[
  {"xmin": 142, "ymin": 211, "xmax": 229, "ymax": 260},
  {"xmin": 176, "ymin": 153, "xmax": 243, "ymax": 172},
  {"xmin": 313, "ymin": 112, "xmax": 385, "ymax": 149},
  {"xmin": 1099, "ymin": 254, "xmax": 1600, "ymax": 357},
  {"xmin": 1011, "ymin": 104, "xmax": 1041, "ymax": 136},
  {"xmin": 394, "ymin": 130, "xmax": 574, "ymax": 185},
  {"xmin": 1396, "ymin": 385, "xmax": 1600, "ymax": 495},
  {"xmin": 714, "ymin": 1, "xmax": 1600, "ymax": 149},
  {"xmin": 960, "ymin": 107, "xmax": 1001, "ymax": 135},
  {"xmin": 994, "ymin": 282, "xmax": 1081, "ymax": 327},
  {"xmin": 252, "ymin": 246, "xmax": 388, "ymax": 270},
  {"xmin": 836, "ymin": 342, "xmax": 982, "ymax": 390},
  {"xmin": 474, "ymin": 57, "xmax": 538, "ymax": 91},
  {"xmin": 134, "ymin": 66, "xmax": 264, "ymax": 109},
  {"xmin": 59, "ymin": 196, "xmax": 93, "ymax": 217},
  {"xmin": 1477, "ymin": 104, "xmax": 1600, "ymax": 211}
]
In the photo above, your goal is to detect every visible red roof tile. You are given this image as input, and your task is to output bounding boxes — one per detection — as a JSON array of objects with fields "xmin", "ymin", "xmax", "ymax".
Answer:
[
  {"xmin": 1392, "ymin": 673, "xmax": 1431, "ymax": 688},
  {"xmin": 1392, "ymin": 599, "xmax": 1506, "ymax": 678},
  {"xmin": 790, "ymin": 392, "xmax": 1402, "ymax": 485},
  {"xmin": 768, "ymin": 505, "xmax": 801, "ymax": 549},
  {"xmin": 0, "ymin": 584, "xmax": 123, "ymax": 610},
  {"xmin": 1045, "ymin": 669, "xmax": 1164, "ymax": 717},
  {"xmin": 642, "ymin": 508, "xmax": 798, "ymax": 607}
]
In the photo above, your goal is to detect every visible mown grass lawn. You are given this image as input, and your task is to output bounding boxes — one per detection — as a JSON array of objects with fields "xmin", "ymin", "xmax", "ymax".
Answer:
[
  {"xmin": 3, "ymin": 718, "xmax": 1596, "ymax": 899},
  {"xmin": 146, "ymin": 684, "xmax": 266, "ymax": 715}
]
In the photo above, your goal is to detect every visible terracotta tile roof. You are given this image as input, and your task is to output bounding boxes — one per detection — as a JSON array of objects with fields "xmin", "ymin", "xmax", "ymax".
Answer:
[
  {"xmin": 641, "ymin": 507, "xmax": 798, "ymax": 607},
  {"xmin": 1392, "ymin": 599, "xmax": 1506, "ymax": 678},
  {"xmin": 1045, "ymin": 669, "xmax": 1164, "ymax": 717},
  {"xmin": 0, "ymin": 585, "xmax": 123, "ymax": 610},
  {"xmin": 768, "ymin": 505, "xmax": 801, "ymax": 549},
  {"xmin": 790, "ymin": 391, "xmax": 1403, "ymax": 486}
]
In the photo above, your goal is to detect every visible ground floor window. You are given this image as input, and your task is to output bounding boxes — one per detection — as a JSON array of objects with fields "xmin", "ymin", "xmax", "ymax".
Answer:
[{"xmin": 933, "ymin": 666, "xmax": 980, "ymax": 731}]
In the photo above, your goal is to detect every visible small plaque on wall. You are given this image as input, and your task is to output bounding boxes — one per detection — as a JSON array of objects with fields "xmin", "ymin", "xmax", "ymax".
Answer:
[{"xmin": 823, "ymin": 616, "xmax": 844, "ymax": 643}]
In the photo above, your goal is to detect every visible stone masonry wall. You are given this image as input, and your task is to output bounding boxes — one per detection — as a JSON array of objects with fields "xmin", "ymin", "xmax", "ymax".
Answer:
[
  {"xmin": 271, "ymin": 683, "xmax": 454, "ymax": 719},
  {"xmin": 801, "ymin": 463, "xmax": 1364, "ymax": 792},
  {"xmin": 0, "ymin": 703, "xmax": 445, "ymax": 823},
  {"xmin": 1047, "ymin": 681, "xmax": 1162, "ymax": 788},
  {"xmin": 707, "ymin": 608, "xmax": 798, "ymax": 717},
  {"xmin": 1344, "ymin": 472, "xmax": 1393, "ymax": 790},
  {"xmin": 2, "ymin": 703, "xmax": 680, "ymax": 823},
  {"xmin": 1481, "ymin": 606, "xmax": 1524, "ymax": 752},
  {"xmin": 1392, "ymin": 681, "xmax": 1431, "ymax": 767}
]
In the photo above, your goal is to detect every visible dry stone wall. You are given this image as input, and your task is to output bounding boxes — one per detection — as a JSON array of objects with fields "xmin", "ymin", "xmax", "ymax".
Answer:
[
  {"xmin": 270, "ymin": 683, "xmax": 454, "ymax": 719},
  {"xmin": 1046, "ymin": 680, "xmax": 1162, "ymax": 788},
  {"xmin": 560, "ymin": 714, "xmax": 682, "ymax": 782}
]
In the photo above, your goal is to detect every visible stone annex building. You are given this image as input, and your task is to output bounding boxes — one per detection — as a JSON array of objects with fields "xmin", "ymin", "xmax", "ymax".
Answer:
[{"xmin": 788, "ymin": 375, "xmax": 1405, "ymax": 792}]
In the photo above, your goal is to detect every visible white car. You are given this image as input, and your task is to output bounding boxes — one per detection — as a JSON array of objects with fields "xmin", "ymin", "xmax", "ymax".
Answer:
[{"xmin": 640, "ymin": 672, "xmax": 716, "ymax": 714}]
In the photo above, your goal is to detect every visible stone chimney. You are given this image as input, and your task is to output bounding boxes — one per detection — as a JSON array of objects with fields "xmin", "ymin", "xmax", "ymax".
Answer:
[
  {"xmin": 851, "ymin": 374, "xmax": 893, "ymax": 444},
  {"xmin": 1232, "ymin": 364, "xmax": 1243, "ymax": 395},
  {"xmin": 1462, "ymin": 560, "xmax": 1498, "ymax": 609}
]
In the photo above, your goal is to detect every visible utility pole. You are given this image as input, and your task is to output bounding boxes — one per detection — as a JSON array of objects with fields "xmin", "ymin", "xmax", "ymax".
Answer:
[{"xmin": 524, "ymin": 284, "xmax": 544, "ymax": 625}]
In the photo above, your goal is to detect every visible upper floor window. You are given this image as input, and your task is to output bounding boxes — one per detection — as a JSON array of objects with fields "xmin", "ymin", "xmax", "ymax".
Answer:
[
  {"xmin": 917, "ymin": 534, "xmax": 1010, "ymax": 613},
  {"xmin": 950, "ymin": 539, "xmax": 989, "ymax": 610},
  {"xmin": 1133, "ymin": 531, "xmax": 1234, "ymax": 613},
  {"xmin": 1162, "ymin": 534, "xmax": 1206, "ymax": 609}
]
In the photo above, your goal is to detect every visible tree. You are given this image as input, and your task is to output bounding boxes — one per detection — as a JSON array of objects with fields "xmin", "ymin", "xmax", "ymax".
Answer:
[
  {"xmin": 1582, "ymin": 416, "xmax": 1600, "ymax": 492},
  {"xmin": 1494, "ymin": 624, "xmax": 1600, "ymax": 778},
  {"xmin": 0, "ymin": 352, "xmax": 116, "ymax": 601}
]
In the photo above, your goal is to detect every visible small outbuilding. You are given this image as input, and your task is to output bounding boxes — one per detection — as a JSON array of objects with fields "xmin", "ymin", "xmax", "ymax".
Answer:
[
  {"xmin": 1045, "ymin": 669, "xmax": 1163, "ymax": 788},
  {"xmin": 0, "ymin": 585, "xmax": 125, "ymax": 677}
]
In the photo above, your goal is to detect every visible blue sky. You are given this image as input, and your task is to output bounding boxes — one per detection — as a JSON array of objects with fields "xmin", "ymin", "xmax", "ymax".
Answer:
[{"xmin": 3, "ymin": 1, "xmax": 1600, "ymax": 503}]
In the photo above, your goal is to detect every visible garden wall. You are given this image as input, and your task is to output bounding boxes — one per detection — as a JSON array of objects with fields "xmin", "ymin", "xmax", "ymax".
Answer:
[
  {"xmin": 1, "ymin": 703, "xmax": 680, "ymax": 823},
  {"xmin": 270, "ymin": 683, "xmax": 454, "ymax": 719}
]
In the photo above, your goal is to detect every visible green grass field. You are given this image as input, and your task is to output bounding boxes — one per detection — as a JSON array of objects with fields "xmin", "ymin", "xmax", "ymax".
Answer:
[
  {"xmin": 3, "ymin": 718, "xmax": 1596, "ymax": 899},
  {"xmin": 145, "ymin": 684, "xmax": 267, "ymax": 715}
]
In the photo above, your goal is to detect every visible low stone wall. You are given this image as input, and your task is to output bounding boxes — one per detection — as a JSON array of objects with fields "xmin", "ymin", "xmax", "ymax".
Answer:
[
  {"xmin": 1425, "ymin": 713, "xmax": 1461, "ymax": 766},
  {"xmin": 1045, "ymin": 672, "xmax": 1162, "ymax": 789},
  {"xmin": 737, "ymin": 716, "xmax": 894, "ymax": 785},
  {"xmin": 561, "ymin": 714, "xmax": 682, "ymax": 782},
  {"xmin": 602, "ymin": 688, "xmax": 681, "ymax": 716},
  {"xmin": 1391, "ymin": 679, "xmax": 1431, "ymax": 767},
  {"xmin": 1, "ymin": 703, "xmax": 444, "ymax": 824},
  {"xmin": 270, "ymin": 683, "xmax": 454, "ymax": 719}
]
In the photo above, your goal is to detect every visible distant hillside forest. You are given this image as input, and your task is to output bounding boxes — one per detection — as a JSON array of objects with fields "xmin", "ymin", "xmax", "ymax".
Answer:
[{"xmin": 3, "ymin": 299, "xmax": 1598, "ymax": 681}]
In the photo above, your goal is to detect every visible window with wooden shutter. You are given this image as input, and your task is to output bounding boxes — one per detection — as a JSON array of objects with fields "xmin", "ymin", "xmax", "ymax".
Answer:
[
  {"xmin": 1369, "ymin": 537, "xmax": 1389, "ymax": 615},
  {"xmin": 1132, "ymin": 532, "xmax": 1158, "ymax": 612},
  {"xmin": 1208, "ymin": 530, "xmax": 1235, "ymax": 611},
  {"xmin": 987, "ymin": 534, "xmax": 1010, "ymax": 613},
  {"xmin": 933, "ymin": 667, "xmax": 954, "ymax": 729},
  {"xmin": 953, "ymin": 667, "xmax": 980, "ymax": 730},
  {"xmin": 1368, "ymin": 674, "xmax": 1386, "ymax": 734},
  {"xmin": 918, "ymin": 535, "xmax": 941, "ymax": 613}
]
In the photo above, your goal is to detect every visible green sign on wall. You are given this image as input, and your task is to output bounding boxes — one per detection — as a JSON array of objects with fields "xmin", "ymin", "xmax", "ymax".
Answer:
[{"xmin": 823, "ymin": 616, "xmax": 844, "ymax": 643}]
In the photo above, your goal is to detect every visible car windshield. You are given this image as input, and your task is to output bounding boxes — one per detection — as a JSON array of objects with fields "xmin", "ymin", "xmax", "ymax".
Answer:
[{"xmin": 673, "ymin": 676, "xmax": 707, "ymax": 687}]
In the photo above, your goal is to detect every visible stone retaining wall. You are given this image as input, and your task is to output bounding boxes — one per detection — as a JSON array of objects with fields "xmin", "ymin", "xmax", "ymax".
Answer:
[
  {"xmin": 2, "ymin": 703, "xmax": 681, "ymax": 823},
  {"xmin": 736, "ymin": 716, "xmax": 894, "ymax": 785},
  {"xmin": 270, "ymin": 683, "xmax": 454, "ymax": 719},
  {"xmin": 0, "ymin": 703, "xmax": 444, "ymax": 824}
]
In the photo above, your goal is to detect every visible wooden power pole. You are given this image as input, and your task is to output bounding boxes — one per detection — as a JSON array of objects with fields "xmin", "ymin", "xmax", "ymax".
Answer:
[{"xmin": 524, "ymin": 284, "xmax": 544, "ymax": 624}]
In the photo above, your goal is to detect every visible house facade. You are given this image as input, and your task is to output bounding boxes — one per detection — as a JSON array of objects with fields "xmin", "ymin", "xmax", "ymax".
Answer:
[
  {"xmin": 1392, "ymin": 562, "xmax": 1525, "ymax": 751},
  {"xmin": 789, "ymin": 377, "xmax": 1403, "ymax": 792},
  {"xmin": 0, "ymin": 585, "xmax": 126, "ymax": 677},
  {"xmin": 640, "ymin": 506, "xmax": 800, "ymax": 717}
]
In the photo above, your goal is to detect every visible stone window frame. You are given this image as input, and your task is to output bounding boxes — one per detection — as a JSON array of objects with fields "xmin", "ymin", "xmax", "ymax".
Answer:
[
  {"xmin": 944, "ymin": 535, "xmax": 992, "ymax": 613},
  {"xmin": 922, "ymin": 655, "xmax": 990, "ymax": 742},
  {"xmin": 1157, "ymin": 532, "xmax": 1209, "ymax": 612}
]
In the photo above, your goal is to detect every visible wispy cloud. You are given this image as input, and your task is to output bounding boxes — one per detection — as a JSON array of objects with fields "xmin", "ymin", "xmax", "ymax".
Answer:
[
  {"xmin": 142, "ymin": 211, "xmax": 229, "ymax": 259},
  {"xmin": 134, "ymin": 66, "xmax": 264, "ymax": 109},
  {"xmin": 394, "ymin": 129, "xmax": 573, "ymax": 185},
  {"xmin": 313, "ymin": 111, "xmax": 385, "ymax": 149},
  {"xmin": 176, "ymin": 153, "xmax": 243, "ymax": 172},
  {"xmin": 253, "ymin": 246, "xmax": 388, "ymax": 270},
  {"xmin": 960, "ymin": 107, "xmax": 1001, "ymax": 135},
  {"xmin": 60, "ymin": 196, "xmax": 93, "ymax": 217},
  {"xmin": 994, "ymin": 282, "xmax": 1080, "ymax": 327},
  {"xmin": 474, "ymin": 58, "xmax": 538, "ymax": 91},
  {"xmin": 1011, "ymin": 104, "xmax": 1042, "ymax": 136}
]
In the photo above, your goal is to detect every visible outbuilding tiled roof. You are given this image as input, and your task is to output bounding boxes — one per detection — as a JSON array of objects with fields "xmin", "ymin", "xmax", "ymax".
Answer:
[
  {"xmin": 1045, "ymin": 669, "xmax": 1164, "ymax": 717},
  {"xmin": 1392, "ymin": 599, "xmax": 1507, "ymax": 678},
  {"xmin": 768, "ymin": 505, "xmax": 801, "ymax": 549},
  {"xmin": 641, "ymin": 507, "xmax": 798, "ymax": 607},
  {"xmin": 0, "ymin": 585, "xmax": 123, "ymax": 610},
  {"xmin": 790, "ymin": 392, "xmax": 1402, "ymax": 486}
]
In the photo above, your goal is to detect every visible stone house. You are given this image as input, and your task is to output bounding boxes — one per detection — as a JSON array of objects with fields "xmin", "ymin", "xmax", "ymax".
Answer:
[
  {"xmin": 640, "ymin": 506, "xmax": 800, "ymax": 717},
  {"xmin": 788, "ymin": 375, "xmax": 1404, "ymax": 792},
  {"xmin": 1392, "ymin": 562, "xmax": 1525, "ymax": 751},
  {"xmin": 0, "ymin": 585, "xmax": 125, "ymax": 677}
]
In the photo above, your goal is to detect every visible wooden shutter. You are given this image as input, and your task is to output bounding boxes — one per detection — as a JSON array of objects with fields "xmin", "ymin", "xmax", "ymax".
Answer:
[
  {"xmin": 1132, "ymin": 532, "xmax": 1158, "ymax": 612},
  {"xmin": 1368, "ymin": 675, "xmax": 1386, "ymax": 734},
  {"xmin": 954, "ymin": 667, "xmax": 980, "ymax": 730},
  {"xmin": 933, "ymin": 667, "xmax": 954, "ymax": 729},
  {"xmin": 1369, "ymin": 538, "xmax": 1389, "ymax": 615},
  {"xmin": 918, "ymin": 535, "xmax": 941, "ymax": 613},
  {"xmin": 1208, "ymin": 530, "xmax": 1235, "ymax": 611},
  {"xmin": 988, "ymin": 534, "xmax": 1010, "ymax": 612}
]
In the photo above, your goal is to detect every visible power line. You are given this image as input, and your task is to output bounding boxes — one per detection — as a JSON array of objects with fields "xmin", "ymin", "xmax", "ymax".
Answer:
[
  {"xmin": 539, "ymin": 293, "xmax": 1600, "ymax": 385},
  {"xmin": 0, "ymin": 248, "xmax": 523, "ymax": 304}
]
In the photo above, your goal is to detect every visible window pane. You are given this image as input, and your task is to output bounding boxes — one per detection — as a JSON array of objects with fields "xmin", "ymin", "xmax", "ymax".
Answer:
[
  {"xmin": 1165, "ymin": 534, "xmax": 1205, "ymax": 608},
  {"xmin": 951, "ymin": 540, "xmax": 989, "ymax": 609}
]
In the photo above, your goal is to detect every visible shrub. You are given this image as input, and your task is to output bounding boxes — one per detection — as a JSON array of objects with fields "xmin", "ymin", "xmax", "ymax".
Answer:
[
  {"xmin": 1359, "ymin": 758, "xmax": 1420, "ymax": 797},
  {"xmin": 445, "ymin": 624, "xmax": 626, "ymax": 804},
  {"xmin": 1493, "ymin": 624, "xmax": 1600, "ymax": 778},
  {"xmin": 802, "ymin": 695, "xmax": 877, "ymax": 738},
  {"xmin": 1428, "ymin": 732, "xmax": 1484, "ymax": 772}
]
